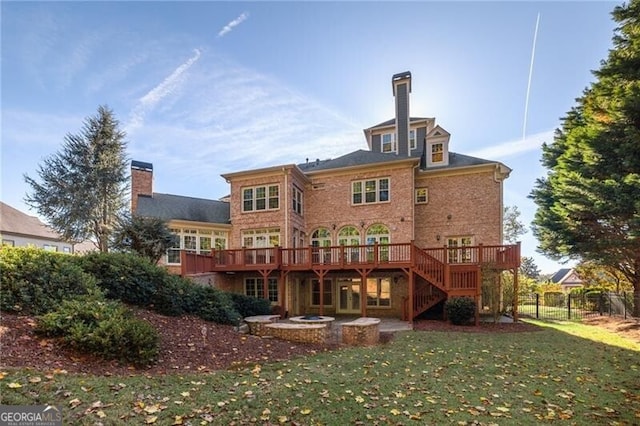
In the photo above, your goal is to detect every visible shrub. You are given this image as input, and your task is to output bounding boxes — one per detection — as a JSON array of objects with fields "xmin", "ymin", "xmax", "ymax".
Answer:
[
  {"xmin": 180, "ymin": 283, "xmax": 240, "ymax": 325},
  {"xmin": 77, "ymin": 252, "xmax": 166, "ymax": 307},
  {"xmin": 0, "ymin": 247, "xmax": 99, "ymax": 314},
  {"xmin": 36, "ymin": 295, "xmax": 158, "ymax": 366},
  {"xmin": 228, "ymin": 293, "xmax": 273, "ymax": 318},
  {"xmin": 543, "ymin": 291, "xmax": 565, "ymax": 307},
  {"xmin": 445, "ymin": 297, "xmax": 476, "ymax": 325}
]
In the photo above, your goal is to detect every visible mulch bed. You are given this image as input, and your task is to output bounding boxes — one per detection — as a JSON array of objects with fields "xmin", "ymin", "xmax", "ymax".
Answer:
[{"xmin": 0, "ymin": 309, "xmax": 540, "ymax": 376}]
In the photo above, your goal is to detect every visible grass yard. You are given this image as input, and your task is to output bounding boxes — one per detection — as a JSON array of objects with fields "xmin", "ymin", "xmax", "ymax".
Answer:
[{"xmin": 2, "ymin": 322, "xmax": 639, "ymax": 425}]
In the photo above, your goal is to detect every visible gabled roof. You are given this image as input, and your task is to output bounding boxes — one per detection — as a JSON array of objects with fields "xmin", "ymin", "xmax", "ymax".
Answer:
[
  {"xmin": 366, "ymin": 116, "xmax": 433, "ymax": 130},
  {"xmin": 298, "ymin": 149, "xmax": 418, "ymax": 173},
  {"xmin": 550, "ymin": 268, "xmax": 572, "ymax": 283},
  {"xmin": 136, "ymin": 193, "xmax": 230, "ymax": 224},
  {"xmin": 422, "ymin": 151, "xmax": 496, "ymax": 170},
  {"xmin": 0, "ymin": 202, "xmax": 62, "ymax": 240}
]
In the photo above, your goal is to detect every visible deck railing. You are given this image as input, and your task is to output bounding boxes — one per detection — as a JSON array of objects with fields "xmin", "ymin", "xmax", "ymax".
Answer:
[{"xmin": 183, "ymin": 242, "xmax": 521, "ymax": 276}]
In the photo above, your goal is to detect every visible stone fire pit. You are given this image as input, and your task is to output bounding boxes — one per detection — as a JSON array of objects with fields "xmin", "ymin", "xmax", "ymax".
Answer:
[{"xmin": 289, "ymin": 315, "xmax": 336, "ymax": 330}]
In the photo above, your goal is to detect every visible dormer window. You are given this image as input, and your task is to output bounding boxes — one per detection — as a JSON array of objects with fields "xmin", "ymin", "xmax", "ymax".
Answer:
[
  {"xmin": 431, "ymin": 143, "xmax": 444, "ymax": 163},
  {"xmin": 409, "ymin": 129, "xmax": 417, "ymax": 150},
  {"xmin": 382, "ymin": 133, "xmax": 396, "ymax": 153}
]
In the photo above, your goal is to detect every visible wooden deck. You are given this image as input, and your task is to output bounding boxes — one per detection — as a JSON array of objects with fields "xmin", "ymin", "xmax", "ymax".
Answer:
[
  {"xmin": 182, "ymin": 242, "xmax": 520, "ymax": 321},
  {"xmin": 182, "ymin": 242, "xmax": 520, "ymax": 280}
]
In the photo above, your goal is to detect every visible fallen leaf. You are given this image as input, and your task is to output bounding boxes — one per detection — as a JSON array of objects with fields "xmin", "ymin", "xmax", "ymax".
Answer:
[{"xmin": 8, "ymin": 382, "xmax": 22, "ymax": 388}]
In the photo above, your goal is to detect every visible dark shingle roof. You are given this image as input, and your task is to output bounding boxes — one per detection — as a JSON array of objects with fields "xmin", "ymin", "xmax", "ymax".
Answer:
[
  {"xmin": 368, "ymin": 116, "xmax": 432, "ymax": 129},
  {"xmin": 298, "ymin": 150, "xmax": 417, "ymax": 172},
  {"xmin": 297, "ymin": 149, "xmax": 496, "ymax": 174},
  {"xmin": 136, "ymin": 193, "xmax": 230, "ymax": 224},
  {"xmin": 550, "ymin": 268, "xmax": 572, "ymax": 283}
]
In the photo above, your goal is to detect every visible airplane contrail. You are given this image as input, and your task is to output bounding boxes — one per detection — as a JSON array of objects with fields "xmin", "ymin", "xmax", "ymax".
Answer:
[{"xmin": 523, "ymin": 13, "xmax": 541, "ymax": 142}]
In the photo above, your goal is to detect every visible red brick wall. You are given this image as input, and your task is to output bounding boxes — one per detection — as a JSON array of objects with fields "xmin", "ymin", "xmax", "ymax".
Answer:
[
  {"xmin": 414, "ymin": 168, "xmax": 503, "ymax": 248},
  {"xmin": 131, "ymin": 167, "xmax": 153, "ymax": 213}
]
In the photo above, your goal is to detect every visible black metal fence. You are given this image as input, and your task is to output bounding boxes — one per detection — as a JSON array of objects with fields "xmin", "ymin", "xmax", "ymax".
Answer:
[{"xmin": 518, "ymin": 292, "xmax": 635, "ymax": 321}]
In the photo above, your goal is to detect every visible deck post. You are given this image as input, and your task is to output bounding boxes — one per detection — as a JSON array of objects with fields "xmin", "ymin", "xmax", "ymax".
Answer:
[
  {"xmin": 408, "ymin": 271, "xmax": 414, "ymax": 323},
  {"xmin": 513, "ymin": 267, "xmax": 519, "ymax": 322},
  {"xmin": 180, "ymin": 250, "xmax": 186, "ymax": 277}
]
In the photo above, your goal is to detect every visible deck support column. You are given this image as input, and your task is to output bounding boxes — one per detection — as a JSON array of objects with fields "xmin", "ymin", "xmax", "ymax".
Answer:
[
  {"xmin": 408, "ymin": 271, "xmax": 414, "ymax": 324},
  {"xmin": 356, "ymin": 268, "xmax": 373, "ymax": 318},
  {"xmin": 312, "ymin": 269, "xmax": 328, "ymax": 316}
]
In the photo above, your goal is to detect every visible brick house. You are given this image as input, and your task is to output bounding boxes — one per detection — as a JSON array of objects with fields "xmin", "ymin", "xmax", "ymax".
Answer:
[{"xmin": 132, "ymin": 72, "xmax": 520, "ymax": 322}]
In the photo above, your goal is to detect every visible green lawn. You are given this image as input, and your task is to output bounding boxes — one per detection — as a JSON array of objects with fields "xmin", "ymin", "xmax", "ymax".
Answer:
[{"xmin": 2, "ymin": 322, "xmax": 639, "ymax": 425}]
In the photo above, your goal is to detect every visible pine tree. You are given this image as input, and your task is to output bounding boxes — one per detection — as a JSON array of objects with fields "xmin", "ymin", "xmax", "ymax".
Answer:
[
  {"xmin": 25, "ymin": 105, "xmax": 128, "ymax": 252},
  {"xmin": 530, "ymin": 0, "xmax": 640, "ymax": 316}
]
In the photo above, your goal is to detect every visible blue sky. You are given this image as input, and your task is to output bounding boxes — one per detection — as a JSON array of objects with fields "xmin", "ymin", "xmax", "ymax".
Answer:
[{"xmin": 1, "ymin": 1, "xmax": 618, "ymax": 274}]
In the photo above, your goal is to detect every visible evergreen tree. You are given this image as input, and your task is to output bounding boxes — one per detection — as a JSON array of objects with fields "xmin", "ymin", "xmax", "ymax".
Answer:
[
  {"xmin": 520, "ymin": 256, "xmax": 541, "ymax": 280},
  {"xmin": 530, "ymin": 0, "xmax": 640, "ymax": 316},
  {"xmin": 112, "ymin": 214, "xmax": 178, "ymax": 263},
  {"xmin": 25, "ymin": 105, "xmax": 128, "ymax": 252}
]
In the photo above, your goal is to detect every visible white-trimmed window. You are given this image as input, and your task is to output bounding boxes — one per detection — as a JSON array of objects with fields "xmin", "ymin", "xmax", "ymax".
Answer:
[
  {"xmin": 43, "ymin": 244, "xmax": 58, "ymax": 252},
  {"xmin": 415, "ymin": 188, "xmax": 428, "ymax": 204},
  {"xmin": 166, "ymin": 228, "xmax": 229, "ymax": 264},
  {"xmin": 365, "ymin": 224, "xmax": 390, "ymax": 261},
  {"xmin": 381, "ymin": 133, "xmax": 396, "ymax": 153},
  {"xmin": 242, "ymin": 184, "xmax": 279, "ymax": 212},
  {"xmin": 352, "ymin": 178, "xmax": 390, "ymax": 204},
  {"xmin": 311, "ymin": 279, "xmax": 333, "ymax": 306},
  {"xmin": 242, "ymin": 228, "xmax": 280, "ymax": 248},
  {"xmin": 2, "ymin": 239, "xmax": 15, "ymax": 247},
  {"xmin": 245, "ymin": 277, "xmax": 279, "ymax": 302},
  {"xmin": 366, "ymin": 278, "xmax": 391, "ymax": 307},
  {"xmin": 431, "ymin": 143, "xmax": 444, "ymax": 163},
  {"xmin": 409, "ymin": 129, "xmax": 417, "ymax": 150},
  {"xmin": 447, "ymin": 236, "xmax": 474, "ymax": 263},
  {"xmin": 292, "ymin": 186, "xmax": 303, "ymax": 215}
]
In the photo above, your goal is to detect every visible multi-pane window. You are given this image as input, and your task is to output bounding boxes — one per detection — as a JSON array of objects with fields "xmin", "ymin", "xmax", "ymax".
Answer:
[
  {"xmin": 242, "ymin": 184, "xmax": 279, "ymax": 212},
  {"xmin": 311, "ymin": 279, "xmax": 333, "ymax": 306},
  {"xmin": 381, "ymin": 133, "xmax": 395, "ymax": 153},
  {"xmin": 366, "ymin": 278, "xmax": 391, "ymax": 307},
  {"xmin": 166, "ymin": 228, "xmax": 229, "ymax": 264},
  {"xmin": 365, "ymin": 224, "xmax": 390, "ymax": 261},
  {"xmin": 409, "ymin": 129, "xmax": 417, "ymax": 150},
  {"xmin": 43, "ymin": 244, "xmax": 58, "ymax": 252},
  {"xmin": 431, "ymin": 143, "xmax": 444, "ymax": 163},
  {"xmin": 245, "ymin": 277, "xmax": 279, "ymax": 302},
  {"xmin": 292, "ymin": 186, "xmax": 303, "ymax": 215},
  {"xmin": 447, "ymin": 236, "xmax": 474, "ymax": 263},
  {"xmin": 415, "ymin": 188, "xmax": 428, "ymax": 204},
  {"xmin": 352, "ymin": 178, "xmax": 390, "ymax": 204}
]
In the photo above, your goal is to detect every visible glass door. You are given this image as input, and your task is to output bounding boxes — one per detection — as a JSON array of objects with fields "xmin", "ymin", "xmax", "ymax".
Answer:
[{"xmin": 337, "ymin": 279, "xmax": 361, "ymax": 314}]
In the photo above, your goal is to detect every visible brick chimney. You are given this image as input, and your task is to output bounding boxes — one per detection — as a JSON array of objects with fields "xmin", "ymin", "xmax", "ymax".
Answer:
[
  {"xmin": 131, "ymin": 160, "xmax": 153, "ymax": 213},
  {"xmin": 392, "ymin": 71, "xmax": 411, "ymax": 157}
]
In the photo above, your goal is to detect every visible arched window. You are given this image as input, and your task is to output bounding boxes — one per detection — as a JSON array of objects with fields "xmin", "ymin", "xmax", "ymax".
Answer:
[
  {"xmin": 338, "ymin": 226, "xmax": 360, "ymax": 246},
  {"xmin": 366, "ymin": 224, "xmax": 390, "ymax": 261},
  {"xmin": 311, "ymin": 228, "xmax": 332, "ymax": 247},
  {"xmin": 338, "ymin": 226, "xmax": 361, "ymax": 263}
]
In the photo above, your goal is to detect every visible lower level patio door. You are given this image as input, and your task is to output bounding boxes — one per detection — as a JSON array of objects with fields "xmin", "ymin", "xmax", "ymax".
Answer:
[{"xmin": 337, "ymin": 278, "xmax": 361, "ymax": 314}]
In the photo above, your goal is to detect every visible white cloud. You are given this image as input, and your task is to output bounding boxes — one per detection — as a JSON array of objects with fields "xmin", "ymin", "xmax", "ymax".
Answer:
[
  {"xmin": 126, "ymin": 57, "xmax": 363, "ymax": 198},
  {"xmin": 217, "ymin": 12, "xmax": 249, "ymax": 38},
  {"xmin": 126, "ymin": 49, "xmax": 202, "ymax": 131},
  {"xmin": 467, "ymin": 130, "xmax": 554, "ymax": 160}
]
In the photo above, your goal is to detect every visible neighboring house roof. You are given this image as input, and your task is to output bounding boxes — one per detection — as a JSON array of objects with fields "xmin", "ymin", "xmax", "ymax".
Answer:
[
  {"xmin": 550, "ymin": 268, "xmax": 584, "ymax": 287},
  {"xmin": 136, "ymin": 193, "xmax": 230, "ymax": 224},
  {"xmin": 0, "ymin": 202, "xmax": 62, "ymax": 241}
]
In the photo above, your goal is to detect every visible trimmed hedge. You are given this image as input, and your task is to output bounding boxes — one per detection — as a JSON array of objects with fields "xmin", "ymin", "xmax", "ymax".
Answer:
[{"xmin": 0, "ymin": 247, "xmax": 99, "ymax": 315}]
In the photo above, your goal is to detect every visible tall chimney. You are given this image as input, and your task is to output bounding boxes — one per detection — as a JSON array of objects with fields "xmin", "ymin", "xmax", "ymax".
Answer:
[
  {"xmin": 392, "ymin": 71, "xmax": 411, "ymax": 157},
  {"xmin": 130, "ymin": 160, "xmax": 153, "ymax": 214}
]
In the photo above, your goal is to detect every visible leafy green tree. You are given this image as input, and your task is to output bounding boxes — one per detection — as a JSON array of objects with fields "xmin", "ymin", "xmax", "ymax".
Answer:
[
  {"xmin": 503, "ymin": 205, "xmax": 526, "ymax": 244},
  {"xmin": 576, "ymin": 260, "xmax": 633, "ymax": 293},
  {"xmin": 112, "ymin": 214, "xmax": 178, "ymax": 263},
  {"xmin": 530, "ymin": 0, "xmax": 640, "ymax": 316},
  {"xmin": 25, "ymin": 106, "xmax": 128, "ymax": 252}
]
